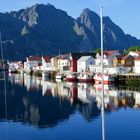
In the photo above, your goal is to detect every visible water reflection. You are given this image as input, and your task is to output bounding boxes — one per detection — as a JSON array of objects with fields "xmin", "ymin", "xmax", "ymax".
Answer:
[{"xmin": 0, "ymin": 74, "xmax": 139, "ymax": 129}]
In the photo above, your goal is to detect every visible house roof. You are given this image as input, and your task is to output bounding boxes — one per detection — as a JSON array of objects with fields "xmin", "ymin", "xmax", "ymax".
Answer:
[
  {"xmin": 121, "ymin": 55, "xmax": 130, "ymax": 60},
  {"xmin": 61, "ymin": 54, "xmax": 70, "ymax": 59},
  {"xmin": 103, "ymin": 50, "xmax": 118, "ymax": 56},
  {"xmin": 113, "ymin": 55, "xmax": 134, "ymax": 60},
  {"xmin": 43, "ymin": 56, "xmax": 52, "ymax": 62},
  {"xmin": 77, "ymin": 56, "xmax": 93, "ymax": 62},
  {"xmin": 53, "ymin": 52, "xmax": 96, "ymax": 60},
  {"xmin": 28, "ymin": 56, "xmax": 42, "ymax": 61},
  {"xmin": 71, "ymin": 52, "xmax": 96, "ymax": 59},
  {"xmin": 113, "ymin": 55, "xmax": 124, "ymax": 59}
]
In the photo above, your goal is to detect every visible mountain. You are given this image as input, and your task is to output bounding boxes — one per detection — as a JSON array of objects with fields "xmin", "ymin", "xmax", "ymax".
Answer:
[
  {"xmin": 77, "ymin": 8, "xmax": 140, "ymax": 50},
  {"xmin": 0, "ymin": 4, "xmax": 140, "ymax": 60}
]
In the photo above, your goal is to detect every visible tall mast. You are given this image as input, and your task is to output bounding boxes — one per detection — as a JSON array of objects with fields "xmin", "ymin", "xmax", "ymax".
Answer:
[{"xmin": 100, "ymin": 6, "xmax": 105, "ymax": 140}]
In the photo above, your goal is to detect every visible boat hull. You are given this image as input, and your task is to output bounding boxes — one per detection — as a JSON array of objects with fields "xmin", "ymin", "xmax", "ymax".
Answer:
[
  {"xmin": 94, "ymin": 74, "xmax": 115, "ymax": 84},
  {"xmin": 78, "ymin": 74, "xmax": 93, "ymax": 83},
  {"xmin": 66, "ymin": 74, "xmax": 77, "ymax": 82},
  {"xmin": 66, "ymin": 78, "xmax": 77, "ymax": 82},
  {"xmin": 78, "ymin": 78, "xmax": 93, "ymax": 83}
]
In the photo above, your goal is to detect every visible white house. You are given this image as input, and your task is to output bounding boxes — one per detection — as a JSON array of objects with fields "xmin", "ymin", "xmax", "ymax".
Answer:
[
  {"xmin": 134, "ymin": 56, "xmax": 140, "ymax": 73},
  {"xmin": 41, "ymin": 56, "xmax": 52, "ymax": 71},
  {"xmin": 59, "ymin": 59, "xmax": 70, "ymax": 71},
  {"xmin": 51, "ymin": 54, "xmax": 70, "ymax": 72},
  {"xmin": 24, "ymin": 56, "xmax": 42, "ymax": 72},
  {"xmin": 95, "ymin": 50, "xmax": 121, "ymax": 66},
  {"xmin": 77, "ymin": 56, "xmax": 95, "ymax": 73}
]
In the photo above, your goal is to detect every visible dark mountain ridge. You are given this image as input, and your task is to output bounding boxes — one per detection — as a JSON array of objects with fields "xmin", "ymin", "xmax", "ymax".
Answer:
[{"xmin": 0, "ymin": 3, "xmax": 139, "ymax": 60}]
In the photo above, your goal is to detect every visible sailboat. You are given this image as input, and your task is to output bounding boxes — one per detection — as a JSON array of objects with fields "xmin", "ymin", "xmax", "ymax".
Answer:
[{"xmin": 93, "ymin": 10, "xmax": 115, "ymax": 85}]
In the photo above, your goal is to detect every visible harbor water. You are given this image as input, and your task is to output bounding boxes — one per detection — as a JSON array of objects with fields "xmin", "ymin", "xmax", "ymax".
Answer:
[{"xmin": 0, "ymin": 74, "xmax": 140, "ymax": 140}]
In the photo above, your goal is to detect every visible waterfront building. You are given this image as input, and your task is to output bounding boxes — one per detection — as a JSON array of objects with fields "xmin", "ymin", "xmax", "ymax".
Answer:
[
  {"xmin": 129, "ymin": 51, "xmax": 140, "ymax": 58},
  {"xmin": 41, "ymin": 56, "xmax": 52, "ymax": 71},
  {"xmin": 134, "ymin": 56, "xmax": 140, "ymax": 73},
  {"xmin": 69, "ymin": 52, "xmax": 96, "ymax": 72},
  {"xmin": 89, "ymin": 50, "xmax": 134, "ymax": 74},
  {"xmin": 8, "ymin": 61, "xmax": 23, "ymax": 72},
  {"xmin": 77, "ymin": 56, "xmax": 95, "ymax": 73},
  {"xmin": 24, "ymin": 56, "xmax": 42, "ymax": 72},
  {"xmin": 95, "ymin": 50, "xmax": 121, "ymax": 66},
  {"xmin": 51, "ymin": 52, "xmax": 96, "ymax": 73},
  {"xmin": 120, "ymin": 55, "xmax": 134, "ymax": 67},
  {"xmin": 58, "ymin": 54, "xmax": 70, "ymax": 72},
  {"xmin": 113, "ymin": 55, "xmax": 134, "ymax": 67},
  {"xmin": 51, "ymin": 54, "xmax": 70, "ymax": 72}
]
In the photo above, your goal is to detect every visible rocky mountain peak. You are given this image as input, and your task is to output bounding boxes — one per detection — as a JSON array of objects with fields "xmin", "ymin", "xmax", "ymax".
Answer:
[{"xmin": 0, "ymin": 4, "xmax": 140, "ymax": 60}]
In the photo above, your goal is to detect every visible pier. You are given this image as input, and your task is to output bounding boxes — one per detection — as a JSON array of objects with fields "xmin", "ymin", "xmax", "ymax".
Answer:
[{"xmin": 118, "ymin": 73, "xmax": 140, "ymax": 86}]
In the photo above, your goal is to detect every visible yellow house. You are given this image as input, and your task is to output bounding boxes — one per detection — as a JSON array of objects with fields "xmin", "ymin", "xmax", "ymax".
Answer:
[{"xmin": 113, "ymin": 55, "xmax": 134, "ymax": 67}]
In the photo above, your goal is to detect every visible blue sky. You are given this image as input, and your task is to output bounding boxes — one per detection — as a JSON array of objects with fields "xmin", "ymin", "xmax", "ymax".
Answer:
[{"xmin": 0, "ymin": 0, "xmax": 140, "ymax": 38}]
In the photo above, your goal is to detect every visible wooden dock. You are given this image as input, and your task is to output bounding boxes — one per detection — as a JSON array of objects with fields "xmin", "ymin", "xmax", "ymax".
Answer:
[{"xmin": 117, "ymin": 73, "xmax": 140, "ymax": 86}]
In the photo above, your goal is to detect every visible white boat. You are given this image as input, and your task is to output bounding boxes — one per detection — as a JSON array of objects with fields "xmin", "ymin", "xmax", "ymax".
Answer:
[
  {"xmin": 66, "ymin": 73, "xmax": 77, "ymax": 82},
  {"xmin": 77, "ymin": 73, "xmax": 93, "ymax": 82},
  {"xmin": 93, "ymin": 73, "xmax": 115, "ymax": 84}
]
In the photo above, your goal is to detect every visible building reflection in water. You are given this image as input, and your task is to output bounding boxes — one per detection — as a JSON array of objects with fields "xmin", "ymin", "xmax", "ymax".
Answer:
[{"xmin": 0, "ymin": 74, "xmax": 139, "ymax": 128}]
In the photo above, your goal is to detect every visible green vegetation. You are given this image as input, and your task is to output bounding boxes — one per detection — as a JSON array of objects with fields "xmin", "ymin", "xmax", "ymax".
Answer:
[
  {"xmin": 126, "ymin": 79, "xmax": 140, "ymax": 88},
  {"xmin": 124, "ymin": 46, "xmax": 140, "ymax": 55},
  {"xmin": 96, "ymin": 48, "xmax": 101, "ymax": 54}
]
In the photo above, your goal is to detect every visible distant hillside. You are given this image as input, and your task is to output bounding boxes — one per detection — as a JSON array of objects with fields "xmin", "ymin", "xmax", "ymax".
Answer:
[{"xmin": 0, "ymin": 3, "xmax": 140, "ymax": 60}]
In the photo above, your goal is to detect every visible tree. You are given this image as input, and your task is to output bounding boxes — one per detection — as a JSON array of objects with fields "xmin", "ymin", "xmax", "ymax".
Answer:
[
  {"xmin": 124, "ymin": 46, "xmax": 140, "ymax": 55},
  {"xmin": 96, "ymin": 48, "xmax": 101, "ymax": 54}
]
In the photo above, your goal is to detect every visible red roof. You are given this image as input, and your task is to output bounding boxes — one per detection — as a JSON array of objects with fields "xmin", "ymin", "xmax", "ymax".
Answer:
[
  {"xmin": 104, "ymin": 50, "xmax": 118, "ymax": 56},
  {"xmin": 43, "ymin": 56, "xmax": 52, "ymax": 62},
  {"xmin": 114, "ymin": 55, "xmax": 124, "ymax": 59},
  {"xmin": 28, "ymin": 56, "xmax": 42, "ymax": 61},
  {"xmin": 121, "ymin": 55, "xmax": 130, "ymax": 60}
]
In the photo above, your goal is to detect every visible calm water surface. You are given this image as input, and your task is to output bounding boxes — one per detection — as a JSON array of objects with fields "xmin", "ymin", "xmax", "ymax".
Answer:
[{"xmin": 0, "ymin": 74, "xmax": 140, "ymax": 140}]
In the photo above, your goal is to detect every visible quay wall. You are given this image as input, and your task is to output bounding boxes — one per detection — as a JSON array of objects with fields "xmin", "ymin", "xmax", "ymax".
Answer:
[{"xmin": 117, "ymin": 74, "xmax": 140, "ymax": 87}]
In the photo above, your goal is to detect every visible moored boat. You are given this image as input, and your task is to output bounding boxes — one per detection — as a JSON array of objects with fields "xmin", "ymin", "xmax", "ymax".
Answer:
[
  {"xmin": 93, "ymin": 73, "xmax": 115, "ymax": 84},
  {"xmin": 77, "ymin": 73, "xmax": 93, "ymax": 82},
  {"xmin": 66, "ymin": 73, "xmax": 77, "ymax": 82}
]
